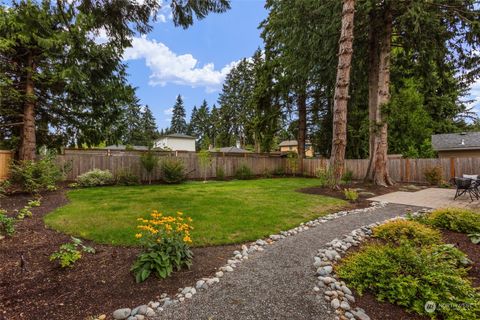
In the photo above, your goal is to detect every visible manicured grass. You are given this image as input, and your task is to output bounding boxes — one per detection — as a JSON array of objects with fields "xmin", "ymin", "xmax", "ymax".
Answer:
[{"xmin": 44, "ymin": 178, "xmax": 346, "ymax": 247}]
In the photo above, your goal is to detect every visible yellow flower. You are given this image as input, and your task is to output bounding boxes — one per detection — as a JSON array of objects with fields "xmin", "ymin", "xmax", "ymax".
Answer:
[
  {"xmin": 135, "ymin": 233, "xmax": 143, "ymax": 238},
  {"xmin": 177, "ymin": 211, "xmax": 183, "ymax": 216},
  {"xmin": 183, "ymin": 235, "xmax": 192, "ymax": 243}
]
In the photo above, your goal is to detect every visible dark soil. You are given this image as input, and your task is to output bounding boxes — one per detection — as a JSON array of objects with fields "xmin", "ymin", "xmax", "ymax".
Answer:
[
  {"xmin": 341, "ymin": 231, "xmax": 479, "ymax": 320},
  {"xmin": 299, "ymin": 181, "xmax": 427, "ymax": 209},
  {"xmin": 0, "ymin": 191, "xmax": 238, "ymax": 320}
]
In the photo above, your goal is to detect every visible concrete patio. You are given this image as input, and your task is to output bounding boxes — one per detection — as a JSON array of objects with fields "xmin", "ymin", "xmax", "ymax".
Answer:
[{"xmin": 369, "ymin": 187, "xmax": 480, "ymax": 209}]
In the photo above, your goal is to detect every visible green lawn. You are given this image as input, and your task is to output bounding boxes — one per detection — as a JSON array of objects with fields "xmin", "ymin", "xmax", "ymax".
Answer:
[{"xmin": 44, "ymin": 178, "xmax": 346, "ymax": 247}]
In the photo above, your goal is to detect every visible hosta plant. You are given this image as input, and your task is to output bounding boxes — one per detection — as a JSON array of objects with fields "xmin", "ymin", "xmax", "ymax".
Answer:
[{"xmin": 131, "ymin": 210, "xmax": 193, "ymax": 283}]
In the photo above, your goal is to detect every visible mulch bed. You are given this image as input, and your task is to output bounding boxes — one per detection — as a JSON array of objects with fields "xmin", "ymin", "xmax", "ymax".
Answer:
[
  {"xmin": 0, "ymin": 190, "xmax": 239, "ymax": 320},
  {"xmin": 341, "ymin": 231, "xmax": 479, "ymax": 320},
  {"xmin": 298, "ymin": 181, "xmax": 427, "ymax": 208}
]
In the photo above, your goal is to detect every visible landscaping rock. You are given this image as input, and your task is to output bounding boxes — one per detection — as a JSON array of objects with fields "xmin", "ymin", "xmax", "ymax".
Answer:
[
  {"xmin": 113, "ymin": 308, "xmax": 131, "ymax": 320},
  {"xmin": 331, "ymin": 298, "xmax": 340, "ymax": 309}
]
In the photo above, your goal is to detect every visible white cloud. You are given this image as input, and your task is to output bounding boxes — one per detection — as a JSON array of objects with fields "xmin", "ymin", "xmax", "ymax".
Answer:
[
  {"xmin": 164, "ymin": 107, "xmax": 173, "ymax": 115},
  {"xmin": 123, "ymin": 35, "xmax": 237, "ymax": 92},
  {"xmin": 157, "ymin": 14, "xmax": 167, "ymax": 23}
]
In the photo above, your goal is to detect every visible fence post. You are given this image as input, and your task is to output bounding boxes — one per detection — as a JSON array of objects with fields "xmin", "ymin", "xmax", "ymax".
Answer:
[
  {"xmin": 450, "ymin": 157, "xmax": 455, "ymax": 179},
  {"xmin": 405, "ymin": 158, "xmax": 410, "ymax": 183}
]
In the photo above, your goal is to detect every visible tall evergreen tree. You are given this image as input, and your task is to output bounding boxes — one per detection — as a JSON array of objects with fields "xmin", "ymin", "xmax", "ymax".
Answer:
[
  {"xmin": 141, "ymin": 105, "xmax": 159, "ymax": 145},
  {"xmin": 170, "ymin": 95, "xmax": 188, "ymax": 134}
]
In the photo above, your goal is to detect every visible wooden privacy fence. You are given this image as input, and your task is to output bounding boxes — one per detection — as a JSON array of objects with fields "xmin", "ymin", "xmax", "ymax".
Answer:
[
  {"xmin": 0, "ymin": 150, "xmax": 13, "ymax": 181},
  {"xmin": 57, "ymin": 149, "xmax": 286, "ymax": 181},
  {"xmin": 56, "ymin": 149, "xmax": 480, "ymax": 183},
  {"xmin": 302, "ymin": 157, "xmax": 480, "ymax": 183}
]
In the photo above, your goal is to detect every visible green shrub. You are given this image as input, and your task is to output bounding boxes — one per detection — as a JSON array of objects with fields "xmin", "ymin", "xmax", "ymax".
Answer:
[
  {"xmin": 316, "ymin": 167, "xmax": 336, "ymax": 188},
  {"xmin": 16, "ymin": 206, "xmax": 33, "ymax": 219},
  {"xmin": 131, "ymin": 211, "xmax": 193, "ymax": 282},
  {"xmin": 286, "ymin": 151, "xmax": 298, "ymax": 176},
  {"xmin": 424, "ymin": 166, "xmax": 443, "ymax": 186},
  {"xmin": 341, "ymin": 169, "xmax": 354, "ymax": 184},
  {"xmin": 77, "ymin": 169, "xmax": 114, "ymax": 187},
  {"xmin": 115, "ymin": 170, "xmax": 140, "ymax": 186},
  {"xmin": 49, "ymin": 237, "xmax": 95, "ymax": 268},
  {"xmin": 373, "ymin": 220, "xmax": 441, "ymax": 246},
  {"xmin": 10, "ymin": 153, "xmax": 64, "ymax": 193},
  {"xmin": 0, "ymin": 180, "xmax": 11, "ymax": 197},
  {"xmin": 423, "ymin": 208, "xmax": 480, "ymax": 234},
  {"xmin": 468, "ymin": 233, "xmax": 480, "ymax": 244},
  {"xmin": 272, "ymin": 167, "xmax": 285, "ymax": 176},
  {"xmin": 343, "ymin": 188, "xmax": 359, "ymax": 202},
  {"xmin": 337, "ymin": 243, "xmax": 480, "ymax": 319},
  {"xmin": 235, "ymin": 164, "xmax": 253, "ymax": 180},
  {"xmin": 0, "ymin": 210, "xmax": 15, "ymax": 237},
  {"xmin": 140, "ymin": 151, "xmax": 158, "ymax": 184},
  {"xmin": 27, "ymin": 199, "xmax": 41, "ymax": 207},
  {"xmin": 160, "ymin": 158, "xmax": 185, "ymax": 184},
  {"xmin": 216, "ymin": 166, "xmax": 225, "ymax": 180},
  {"xmin": 263, "ymin": 168, "xmax": 273, "ymax": 178}
]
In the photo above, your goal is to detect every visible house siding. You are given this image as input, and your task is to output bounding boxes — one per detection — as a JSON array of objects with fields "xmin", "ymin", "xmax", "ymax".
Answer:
[
  {"xmin": 154, "ymin": 137, "xmax": 196, "ymax": 151},
  {"xmin": 438, "ymin": 149, "xmax": 480, "ymax": 158}
]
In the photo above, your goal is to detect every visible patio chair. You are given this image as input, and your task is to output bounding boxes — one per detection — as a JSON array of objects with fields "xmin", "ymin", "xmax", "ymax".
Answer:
[{"xmin": 453, "ymin": 177, "xmax": 479, "ymax": 201}]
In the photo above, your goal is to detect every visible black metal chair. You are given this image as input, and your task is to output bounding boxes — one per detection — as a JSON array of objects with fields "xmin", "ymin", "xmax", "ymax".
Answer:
[{"xmin": 453, "ymin": 177, "xmax": 479, "ymax": 201}]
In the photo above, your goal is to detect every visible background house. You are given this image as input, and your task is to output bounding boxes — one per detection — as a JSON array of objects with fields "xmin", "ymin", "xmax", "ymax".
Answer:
[
  {"xmin": 214, "ymin": 146, "xmax": 251, "ymax": 153},
  {"xmin": 153, "ymin": 134, "xmax": 196, "ymax": 151},
  {"xmin": 432, "ymin": 132, "xmax": 480, "ymax": 158},
  {"xmin": 105, "ymin": 145, "xmax": 148, "ymax": 151},
  {"xmin": 278, "ymin": 140, "xmax": 314, "ymax": 157}
]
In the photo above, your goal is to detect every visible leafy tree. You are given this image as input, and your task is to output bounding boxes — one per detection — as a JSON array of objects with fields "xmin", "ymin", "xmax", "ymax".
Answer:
[{"xmin": 170, "ymin": 95, "xmax": 188, "ymax": 134}]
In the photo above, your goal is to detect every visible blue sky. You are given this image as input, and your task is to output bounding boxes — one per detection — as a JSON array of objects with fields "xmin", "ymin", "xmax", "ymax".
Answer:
[{"xmin": 124, "ymin": 0, "xmax": 268, "ymax": 129}]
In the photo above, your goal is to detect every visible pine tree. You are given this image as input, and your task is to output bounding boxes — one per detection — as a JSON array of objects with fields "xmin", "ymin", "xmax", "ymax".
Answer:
[
  {"xmin": 170, "ymin": 95, "xmax": 188, "ymax": 134},
  {"xmin": 142, "ymin": 105, "xmax": 159, "ymax": 145}
]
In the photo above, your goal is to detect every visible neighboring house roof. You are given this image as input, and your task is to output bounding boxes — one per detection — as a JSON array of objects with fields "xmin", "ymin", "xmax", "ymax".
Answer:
[
  {"xmin": 214, "ymin": 146, "xmax": 251, "ymax": 153},
  {"xmin": 432, "ymin": 132, "xmax": 480, "ymax": 151},
  {"xmin": 278, "ymin": 140, "xmax": 298, "ymax": 147},
  {"xmin": 278, "ymin": 140, "xmax": 313, "ymax": 147},
  {"xmin": 106, "ymin": 145, "xmax": 149, "ymax": 150},
  {"xmin": 158, "ymin": 133, "xmax": 196, "ymax": 140}
]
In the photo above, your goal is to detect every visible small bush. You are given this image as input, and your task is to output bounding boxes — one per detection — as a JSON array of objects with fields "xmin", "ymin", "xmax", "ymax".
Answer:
[
  {"xmin": 272, "ymin": 167, "xmax": 285, "ymax": 176},
  {"xmin": 115, "ymin": 170, "xmax": 140, "ymax": 186},
  {"xmin": 342, "ymin": 169, "xmax": 354, "ymax": 184},
  {"xmin": 263, "ymin": 168, "xmax": 273, "ymax": 178},
  {"xmin": 424, "ymin": 166, "xmax": 443, "ymax": 186},
  {"xmin": 10, "ymin": 153, "xmax": 64, "ymax": 193},
  {"xmin": 235, "ymin": 164, "xmax": 253, "ymax": 180},
  {"xmin": 0, "ymin": 210, "xmax": 15, "ymax": 237},
  {"xmin": 423, "ymin": 208, "xmax": 480, "ymax": 234},
  {"xmin": 27, "ymin": 199, "xmax": 41, "ymax": 207},
  {"xmin": 316, "ymin": 167, "xmax": 336, "ymax": 188},
  {"xmin": 373, "ymin": 220, "xmax": 441, "ymax": 246},
  {"xmin": 50, "ymin": 237, "xmax": 95, "ymax": 268},
  {"xmin": 216, "ymin": 167, "xmax": 225, "ymax": 180},
  {"xmin": 343, "ymin": 188, "xmax": 359, "ymax": 202},
  {"xmin": 161, "ymin": 158, "xmax": 185, "ymax": 184},
  {"xmin": 468, "ymin": 233, "xmax": 480, "ymax": 244},
  {"xmin": 198, "ymin": 150, "xmax": 212, "ymax": 182},
  {"xmin": 337, "ymin": 243, "xmax": 480, "ymax": 319},
  {"xmin": 132, "ymin": 211, "xmax": 193, "ymax": 283},
  {"xmin": 16, "ymin": 206, "xmax": 32, "ymax": 219},
  {"xmin": 286, "ymin": 151, "xmax": 298, "ymax": 176},
  {"xmin": 0, "ymin": 180, "xmax": 11, "ymax": 197},
  {"xmin": 140, "ymin": 151, "xmax": 158, "ymax": 184},
  {"xmin": 77, "ymin": 169, "xmax": 114, "ymax": 187}
]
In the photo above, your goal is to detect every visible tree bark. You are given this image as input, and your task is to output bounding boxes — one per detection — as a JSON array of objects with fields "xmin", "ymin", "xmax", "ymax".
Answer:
[
  {"xmin": 372, "ymin": 6, "xmax": 394, "ymax": 186},
  {"xmin": 18, "ymin": 53, "xmax": 36, "ymax": 161},
  {"xmin": 330, "ymin": 0, "xmax": 355, "ymax": 187},
  {"xmin": 364, "ymin": 10, "xmax": 379, "ymax": 181},
  {"xmin": 297, "ymin": 89, "xmax": 307, "ymax": 173}
]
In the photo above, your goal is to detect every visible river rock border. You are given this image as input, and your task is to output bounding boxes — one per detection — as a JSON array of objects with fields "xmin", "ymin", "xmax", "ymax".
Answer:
[
  {"xmin": 106, "ymin": 202, "xmax": 389, "ymax": 320},
  {"xmin": 312, "ymin": 209, "xmax": 431, "ymax": 320}
]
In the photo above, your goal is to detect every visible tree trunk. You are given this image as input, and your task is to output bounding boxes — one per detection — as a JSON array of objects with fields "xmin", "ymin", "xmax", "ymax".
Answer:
[
  {"xmin": 330, "ymin": 0, "xmax": 355, "ymax": 187},
  {"xmin": 364, "ymin": 11, "xmax": 379, "ymax": 181},
  {"xmin": 297, "ymin": 89, "xmax": 307, "ymax": 173},
  {"xmin": 372, "ymin": 7, "xmax": 394, "ymax": 186},
  {"xmin": 19, "ymin": 53, "xmax": 36, "ymax": 161}
]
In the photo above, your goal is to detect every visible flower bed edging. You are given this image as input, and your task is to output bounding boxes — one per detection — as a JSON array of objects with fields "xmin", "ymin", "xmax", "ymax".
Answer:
[
  {"xmin": 312, "ymin": 209, "xmax": 431, "ymax": 320},
  {"xmin": 105, "ymin": 201, "xmax": 389, "ymax": 320}
]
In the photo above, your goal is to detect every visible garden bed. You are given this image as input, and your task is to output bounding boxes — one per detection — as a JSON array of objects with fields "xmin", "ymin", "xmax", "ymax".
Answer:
[
  {"xmin": 0, "ymin": 190, "xmax": 238, "ymax": 320},
  {"xmin": 334, "ymin": 223, "xmax": 479, "ymax": 320},
  {"xmin": 299, "ymin": 182, "xmax": 429, "ymax": 208}
]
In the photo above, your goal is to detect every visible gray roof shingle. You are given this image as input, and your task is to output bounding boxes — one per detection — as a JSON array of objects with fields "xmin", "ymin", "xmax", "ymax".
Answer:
[{"xmin": 432, "ymin": 132, "xmax": 480, "ymax": 151}]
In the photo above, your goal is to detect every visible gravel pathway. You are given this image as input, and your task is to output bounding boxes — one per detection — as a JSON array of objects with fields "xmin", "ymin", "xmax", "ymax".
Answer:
[{"xmin": 156, "ymin": 203, "xmax": 421, "ymax": 320}]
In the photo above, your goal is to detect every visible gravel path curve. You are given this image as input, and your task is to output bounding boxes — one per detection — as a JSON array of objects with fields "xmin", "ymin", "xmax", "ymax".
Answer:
[{"xmin": 156, "ymin": 203, "xmax": 421, "ymax": 320}]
